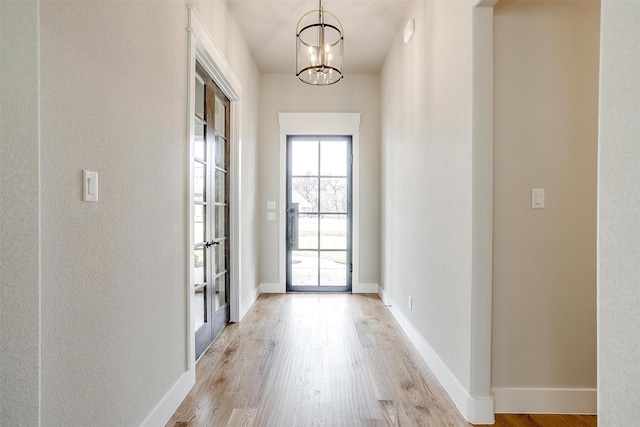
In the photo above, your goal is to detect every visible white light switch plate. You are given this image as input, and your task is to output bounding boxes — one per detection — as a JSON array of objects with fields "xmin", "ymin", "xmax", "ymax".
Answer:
[
  {"xmin": 267, "ymin": 212, "xmax": 276, "ymax": 221},
  {"xmin": 83, "ymin": 170, "xmax": 98, "ymax": 202},
  {"xmin": 267, "ymin": 200, "xmax": 276, "ymax": 210},
  {"xmin": 532, "ymin": 189, "xmax": 544, "ymax": 209}
]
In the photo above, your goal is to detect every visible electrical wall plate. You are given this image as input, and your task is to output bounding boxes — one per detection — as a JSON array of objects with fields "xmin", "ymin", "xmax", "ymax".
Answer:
[
  {"xmin": 83, "ymin": 170, "xmax": 98, "ymax": 202},
  {"xmin": 532, "ymin": 188, "xmax": 544, "ymax": 209}
]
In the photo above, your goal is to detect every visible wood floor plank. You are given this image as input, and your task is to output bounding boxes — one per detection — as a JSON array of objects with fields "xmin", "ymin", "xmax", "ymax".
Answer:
[
  {"xmin": 226, "ymin": 409, "xmax": 256, "ymax": 427},
  {"xmin": 378, "ymin": 400, "xmax": 399, "ymax": 426},
  {"xmin": 167, "ymin": 294, "xmax": 597, "ymax": 427}
]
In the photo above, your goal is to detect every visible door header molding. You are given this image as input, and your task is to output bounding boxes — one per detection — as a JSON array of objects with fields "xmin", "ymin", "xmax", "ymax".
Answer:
[{"xmin": 188, "ymin": 6, "xmax": 242, "ymax": 102}]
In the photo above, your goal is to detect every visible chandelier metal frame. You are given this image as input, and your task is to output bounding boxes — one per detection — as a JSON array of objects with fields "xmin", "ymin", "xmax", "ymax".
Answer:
[{"xmin": 296, "ymin": 0, "xmax": 344, "ymax": 85}]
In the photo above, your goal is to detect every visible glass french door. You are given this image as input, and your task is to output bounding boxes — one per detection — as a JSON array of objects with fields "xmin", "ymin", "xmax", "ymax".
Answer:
[
  {"xmin": 194, "ymin": 61, "xmax": 230, "ymax": 360},
  {"xmin": 286, "ymin": 136, "xmax": 352, "ymax": 292}
]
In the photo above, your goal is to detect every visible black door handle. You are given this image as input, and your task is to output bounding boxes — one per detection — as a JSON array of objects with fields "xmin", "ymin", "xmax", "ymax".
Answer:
[{"xmin": 204, "ymin": 240, "xmax": 220, "ymax": 248}]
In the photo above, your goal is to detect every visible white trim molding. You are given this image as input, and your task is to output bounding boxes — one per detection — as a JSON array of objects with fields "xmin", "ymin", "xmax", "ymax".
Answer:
[
  {"xmin": 139, "ymin": 371, "xmax": 191, "ymax": 427},
  {"xmin": 493, "ymin": 388, "xmax": 597, "ymax": 415},
  {"xmin": 353, "ymin": 282, "xmax": 379, "ymax": 293},
  {"xmin": 470, "ymin": 1, "xmax": 496, "ymax": 422},
  {"xmin": 378, "ymin": 286, "xmax": 495, "ymax": 424},
  {"xmin": 239, "ymin": 285, "xmax": 261, "ymax": 321},
  {"xmin": 278, "ymin": 113, "xmax": 361, "ymax": 293},
  {"xmin": 186, "ymin": 5, "xmax": 243, "ymax": 388},
  {"xmin": 260, "ymin": 282, "xmax": 284, "ymax": 293}
]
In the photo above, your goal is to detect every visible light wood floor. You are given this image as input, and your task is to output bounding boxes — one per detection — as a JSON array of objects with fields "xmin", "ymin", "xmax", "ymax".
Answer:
[{"xmin": 168, "ymin": 293, "xmax": 597, "ymax": 427}]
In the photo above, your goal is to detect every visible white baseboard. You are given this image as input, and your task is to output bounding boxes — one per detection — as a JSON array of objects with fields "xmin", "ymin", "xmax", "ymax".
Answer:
[
  {"xmin": 140, "ymin": 370, "xmax": 191, "ymax": 427},
  {"xmin": 353, "ymin": 282, "xmax": 379, "ymax": 293},
  {"xmin": 493, "ymin": 387, "xmax": 597, "ymax": 414},
  {"xmin": 260, "ymin": 282, "xmax": 284, "ymax": 293},
  {"xmin": 467, "ymin": 396, "xmax": 495, "ymax": 425},
  {"xmin": 377, "ymin": 285, "xmax": 494, "ymax": 424},
  {"xmin": 239, "ymin": 285, "xmax": 261, "ymax": 321},
  {"xmin": 377, "ymin": 285, "xmax": 390, "ymax": 305}
]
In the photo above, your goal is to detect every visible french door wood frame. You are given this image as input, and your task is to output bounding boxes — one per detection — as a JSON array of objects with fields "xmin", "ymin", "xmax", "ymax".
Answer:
[{"xmin": 193, "ymin": 61, "xmax": 231, "ymax": 360}]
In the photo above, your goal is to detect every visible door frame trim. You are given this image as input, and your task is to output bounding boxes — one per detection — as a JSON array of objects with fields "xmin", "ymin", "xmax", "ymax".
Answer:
[
  {"xmin": 278, "ymin": 113, "xmax": 361, "ymax": 293},
  {"xmin": 187, "ymin": 6, "xmax": 243, "ymax": 385}
]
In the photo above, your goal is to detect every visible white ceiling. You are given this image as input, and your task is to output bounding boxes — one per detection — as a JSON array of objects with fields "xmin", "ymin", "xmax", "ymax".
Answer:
[{"xmin": 226, "ymin": 0, "xmax": 412, "ymax": 74}]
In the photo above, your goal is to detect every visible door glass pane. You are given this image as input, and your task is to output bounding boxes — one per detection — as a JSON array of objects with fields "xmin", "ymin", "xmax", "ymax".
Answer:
[
  {"xmin": 194, "ymin": 205, "xmax": 205, "ymax": 244},
  {"xmin": 292, "ymin": 177, "xmax": 318, "ymax": 213},
  {"xmin": 320, "ymin": 214, "xmax": 347, "ymax": 249},
  {"xmin": 291, "ymin": 251, "xmax": 318, "ymax": 286},
  {"xmin": 215, "ymin": 170, "xmax": 226, "ymax": 203},
  {"xmin": 215, "ymin": 134, "xmax": 225, "ymax": 170},
  {"xmin": 195, "ymin": 76, "xmax": 205, "ymax": 121},
  {"xmin": 194, "ymin": 162, "xmax": 205, "ymax": 202},
  {"xmin": 291, "ymin": 140, "xmax": 318, "ymax": 176},
  {"xmin": 320, "ymin": 251, "xmax": 346, "ymax": 286},
  {"xmin": 194, "ymin": 248, "xmax": 205, "ymax": 285},
  {"xmin": 214, "ymin": 274, "xmax": 226, "ymax": 309},
  {"xmin": 195, "ymin": 287, "xmax": 206, "ymax": 330},
  {"xmin": 320, "ymin": 177, "xmax": 347, "ymax": 213},
  {"xmin": 195, "ymin": 121, "xmax": 206, "ymax": 161},
  {"xmin": 297, "ymin": 214, "xmax": 318, "ymax": 249},
  {"xmin": 214, "ymin": 97, "xmax": 226, "ymax": 133},
  {"xmin": 215, "ymin": 241, "xmax": 226, "ymax": 274},
  {"xmin": 320, "ymin": 140, "xmax": 347, "ymax": 176},
  {"xmin": 215, "ymin": 205, "xmax": 225, "ymax": 238}
]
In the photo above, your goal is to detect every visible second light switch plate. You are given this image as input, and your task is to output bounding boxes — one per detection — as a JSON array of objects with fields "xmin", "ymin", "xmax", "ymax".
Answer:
[
  {"xmin": 83, "ymin": 170, "xmax": 98, "ymax": 202},
  {"xmin": 532, "ymin": 189, "xmax": 544, "ymax": 209}
]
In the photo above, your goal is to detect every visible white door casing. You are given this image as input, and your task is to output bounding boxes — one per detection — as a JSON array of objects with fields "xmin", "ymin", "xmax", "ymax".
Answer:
[{"xmin": 277, "ymin": 113, "xmax": 362, "ymax": 293}]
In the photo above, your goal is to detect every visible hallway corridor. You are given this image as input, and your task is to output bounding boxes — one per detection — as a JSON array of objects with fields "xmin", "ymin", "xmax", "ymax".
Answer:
[{"xmin": 168, "ymin": 293, "xmax": 469, "ymax": 426}]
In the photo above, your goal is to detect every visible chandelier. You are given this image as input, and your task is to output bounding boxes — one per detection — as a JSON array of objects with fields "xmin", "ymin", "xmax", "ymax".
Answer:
[{"xmin": 296, "ymin": 0, "xmax": 344, "ymax": 85}]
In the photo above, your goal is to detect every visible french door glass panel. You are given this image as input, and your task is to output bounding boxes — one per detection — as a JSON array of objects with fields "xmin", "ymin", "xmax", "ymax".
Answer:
[
  {"xmin": 291, "ymin": 140, "xmax": 318, "ymax": 175},
  {"xmin": 287, "ymin": 137, "xmax": 352, "ymax": 292},
  {"xmin": 320, "ymin": 251, "xmax": 346, "ymax": 286},
  {"xmin": 194, "ymin": 205, "xmax": 205, "ymax": 244},
  {"xmin": 291, "ymin": 250, "xmax": 319, "ymax": 286},
  {"xmin": 194, "ymin": 247, "xmax": 205, "ymax": 284},
  {"xmin": 195, "ymin": 288, "xmax": 205, "ymax": 330},
  {"xmin": 320, "ymin": 140, "xmax": 347, "ymax": 175},
  {"xmin": 320, "ymin": 214, "xmax": 347, "ymax": 249},
  {"xmin": 320, "ymin": 178, "xmax": 347, "ymax": 212},
  {"xmin": 298, "ymin": 215, "xmax": 318, "ymax": 249},
  {"xmin": 194, "ymin": 121, "xmax": 205, "ymax": 160},
  {"xmin": 194, "ymin": 162, "xmax": 205, "ymax": 202}
]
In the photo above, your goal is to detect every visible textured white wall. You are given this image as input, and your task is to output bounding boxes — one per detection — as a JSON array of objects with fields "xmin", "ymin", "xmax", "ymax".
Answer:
[
  {"xmin": 39, "ymin": 2, "xmax": 189, "ymax": 424},
  {"xmin": 380, "ymin": 0, "xmax": 474, "ymax": 392},
  {"xmin": 0, "ymin": 0, "xmax": 42, "ymax": 424},
  {"xmin": 258, "ymin": 74, "xmax": 381, "ymax": 287},
  {"xmin": 493, "ymin": 0, "xmax": 599, "ymax": 391},
  {"xmin": 598, "ymin": 1, "xmax": 640, "ymax": 425},
  {"xmin": 34, "ymin": 0, "xmax": 259, "ymax": 425}
]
